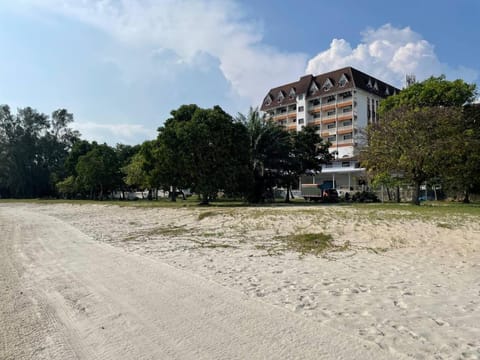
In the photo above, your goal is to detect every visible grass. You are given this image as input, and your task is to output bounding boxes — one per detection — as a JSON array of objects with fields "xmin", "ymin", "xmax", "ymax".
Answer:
[
  {"xmin": 198, "ymin": 211, "xmax": 219, "ymax": 221},
  {"xmin": 274, "ymin": 232, "xmax": 337, "ymax": 256},
  {"xmin": 122, "ymin": 225, "xmax": 188, "ymax": 241},
  {"xmin": 437, "ymin": 222, "xmax": 455, "ymax": 229}
]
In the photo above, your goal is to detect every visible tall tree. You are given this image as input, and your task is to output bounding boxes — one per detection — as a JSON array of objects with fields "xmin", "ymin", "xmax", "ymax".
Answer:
[
  {"xmin": 364, "ymin": 106, "xmax": 463, "ymax": 204},
  {"xmin": 442, "ymin": 104, "xmax": 480, "ymax": 202},
  {"xmin": 380, "ymin": 75, "xmax": 476, "ymax": 113},
  {"xmin": 76, "ymin": 143, "xmax": 121, "ymax": 200},
  {"xmin": 283, "ymin": 125, "xmax": 332, "ymax": 202},
  {"xmin": 158, "ymin": 104, "xmax": 250, "ymax": 205},
  {"xmin": 237, "ymin": 108, "xmax": 290, "ymax": 203}
]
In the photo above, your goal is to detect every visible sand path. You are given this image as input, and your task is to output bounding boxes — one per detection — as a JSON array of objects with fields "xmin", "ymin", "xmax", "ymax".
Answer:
[{"xmin": 0, "ymin": 206, "xmax": 394, "ymax": 359}]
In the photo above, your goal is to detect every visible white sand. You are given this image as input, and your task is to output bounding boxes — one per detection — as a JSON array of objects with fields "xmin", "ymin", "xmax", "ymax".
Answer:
[{"xmin": 1, "ymin": 202, "xmax": 479, "ymax": 359}]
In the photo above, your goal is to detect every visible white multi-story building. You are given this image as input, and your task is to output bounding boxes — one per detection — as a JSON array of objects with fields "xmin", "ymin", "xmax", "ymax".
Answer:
[{"xmin": 260, "ymin": 66, "xmax": 400, "ymax": 192}]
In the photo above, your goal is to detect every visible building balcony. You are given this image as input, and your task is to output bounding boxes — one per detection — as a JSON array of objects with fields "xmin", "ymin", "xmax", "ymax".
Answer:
[
  {"xmin": 321, "ymin": 118, "xmax": 336, "ymax": 125},
  {"xmin": 338, "ymin": 128, "xmax": 353, "ymax": 135},
  {"xmin": 321, "ymin": 104, "xmax": 336, "ymax": 111},
  {"xmin": 337, "ymin": 100, "xmax": 353, "ymax": 108},
  {"xmin": 337, "ymin": 114, "xmax": 352, "ymax": 122}
]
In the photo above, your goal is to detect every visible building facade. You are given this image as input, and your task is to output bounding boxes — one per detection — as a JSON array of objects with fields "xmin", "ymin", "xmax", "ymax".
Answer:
[{"xmin": 260, "ymin": 66, "xmax": 400, "ymax": 193}]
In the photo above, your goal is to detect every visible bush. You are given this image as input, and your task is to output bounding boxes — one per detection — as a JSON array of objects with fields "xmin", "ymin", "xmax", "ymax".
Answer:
[{"xmin": 352, "ymin": 191, "xmax": 380, "ymax": 203}]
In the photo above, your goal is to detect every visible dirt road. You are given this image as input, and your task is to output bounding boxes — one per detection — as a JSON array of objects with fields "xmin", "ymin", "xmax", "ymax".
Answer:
[{"xmin": 0, "ymin": 206, "xmax": 394, "ymax": 359}]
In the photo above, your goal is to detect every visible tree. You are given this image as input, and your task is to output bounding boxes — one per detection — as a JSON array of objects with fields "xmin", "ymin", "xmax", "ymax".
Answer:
[
  {"xmin": 380, "ymin": 75, "xmax": 476, "ymax": 113},
  {"xmin": 158, "ymin": 105, "xmax": 250, "ymax": 205},
  {"xmin": 238, "ymin": 108, "xmax": 332, "ymax": 203},
  {"xmin": 76, "ymin": 143, "xmax": 121, "ymax": 200},
  {"xmin": 364, "ymin": 106, "xmax": 463, "ymax": 205},
  {"xmin": 237, "ymin": 108, "xmax": 290, "ymax": 203},
  {"xmin": 441, "ymin": 104, "xmax": 480, "ymax": 202},
  {"xmin": 281, "ymin": 126, "xmax": 332, "ymax": 203}
]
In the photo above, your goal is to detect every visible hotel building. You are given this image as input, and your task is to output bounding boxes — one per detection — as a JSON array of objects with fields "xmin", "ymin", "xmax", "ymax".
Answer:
[{"xmin": 260, "ymin": 66, "xmax": 400, "ymax": 192}]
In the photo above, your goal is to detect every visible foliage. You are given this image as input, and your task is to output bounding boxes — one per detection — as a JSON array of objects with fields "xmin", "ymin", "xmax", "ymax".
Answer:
[
  {"xmin": 441, "ymin": 104, "xmax": 480, "ymax": 201},
  {"xmin": 237, "ymin": 108, "xmax": 331, "ymax": 203},
  {"xmin": 351, "ymin": 191, "xmax": 380, "ymax": 203},
  {"xmin": 75, "ymin": 143, "xmax": 121, "ymax": 199},
  {"xmin": 0, "ymin": 105, "xmax": 79, "ymax": 198},
  {"xmin": 364, "ymin": 106, "xmax": 462, "ymax": 204},
  {"xmin": 379, "ymin": 75, "xmax": 477, "ymax": 113},
  {"xmin": 157, "ymin": 105, "xmax": 251, "ymax": 204}
]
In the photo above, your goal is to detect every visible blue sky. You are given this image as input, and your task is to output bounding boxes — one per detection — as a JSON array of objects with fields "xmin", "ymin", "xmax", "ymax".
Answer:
[{"xmin": 1, "ymin": 0, "xmax": 478, "ymax": 145}]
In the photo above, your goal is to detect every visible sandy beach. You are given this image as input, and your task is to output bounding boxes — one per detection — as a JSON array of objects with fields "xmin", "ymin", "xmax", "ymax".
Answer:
[{"xmin": 1, "ymin": 202, "xmax": 479, "ymax": 359}]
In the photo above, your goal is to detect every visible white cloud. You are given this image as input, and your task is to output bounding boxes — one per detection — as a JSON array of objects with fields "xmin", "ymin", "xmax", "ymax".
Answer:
[
  {"xmin": 306, "ymin": 24, "xmax": 478, "ymax": 88},
  {"xmin": 19, "ymin": 0, "xmax": 307, "ymax": 105},
  {"xmin": 75, "ymin": 121, "xmax": 154, "ymax": 145}
]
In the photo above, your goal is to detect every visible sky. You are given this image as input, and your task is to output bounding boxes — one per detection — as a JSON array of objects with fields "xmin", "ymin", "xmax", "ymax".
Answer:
[{"xmin": 1, "ymin": 0, "xmax": 479, "ymax": 145}]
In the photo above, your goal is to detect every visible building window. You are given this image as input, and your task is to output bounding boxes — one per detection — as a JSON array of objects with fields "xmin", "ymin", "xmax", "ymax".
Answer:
[
  {"xmin": 373, "ymin": 81, "xmax": 379, "ymax": 91},
  {"xmin": 342, "ymin": 120, "xmax": 352, "ymax": 127},
  {"xmin": 309, "ymin": 82, "xmax": 319, "ymax": 95},
  {"xmin": 309, "ymin": 98, "xmax": 320, "ymax": 106},
  {"xmin": 327, "ymin": 123, "xmax": 336, "ymax": 129},
  {"xmin": 298, "ymin": 106, "xmax": 304, "ymax": 112},
  {"xmin": 326, "ymin": 95, "xmax": 335, "ymax": 103},
  {"xmin": 342, "ymin": 105, "xmax": 352, "ymax": 113},
  {"xmin": 298, "ymin": 94, "xmax": 304, "ymax": 100},
  {"xmin": 277, "ymin": 91, "xmax": 284, "ymax": 102},
  {"xmin": 342, "ymin": 161, "xmax": 350, "ymax": 167},
  {"xmin": 289, "ymin": 88, "xmax": 296, "ymax": 99},
  {"xmin": 298, "ymin": 118, "xmax": 304, "ymax": 124},
  {"xmin": 264, "ymin": 95, "xmax": 272, "ymax": 106},
  {"xmin": 314, "ymin": 125, "xmax": 321, "ymax": 130},
  {"xmin": 327, "ymin": 110, "xmax": 336, "ymax": 116},
  {"xmin": 338, "ymin": 74, "xmax": 349, "ymax": 87},
  {"xmin": 343, "ymin": 133, "xmax": 353, "ymax": 140},
  {"xmin": 322, "ymin": 78, "xmax": 333, "ymax": 91},
  {"xmin": 280, "ymin": 107, "xmax": 287, "ymax": 113},
  {"xmin": 313, "ymin": 112, "xmax": 320, "ymax": 119},
  {"xmin": 328, "ymin": 135, "xmax": 336, "ymax": 142}
]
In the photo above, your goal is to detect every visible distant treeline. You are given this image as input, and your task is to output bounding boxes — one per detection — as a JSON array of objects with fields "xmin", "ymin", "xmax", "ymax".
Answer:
[{"xmin": 0, "ymin": 105, "xmax": 331, "ymax": 204}]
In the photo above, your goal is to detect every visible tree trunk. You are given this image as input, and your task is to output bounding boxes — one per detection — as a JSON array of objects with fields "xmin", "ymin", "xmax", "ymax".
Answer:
[
  {"xmin": 412, "ymin": 181, "xmax": 421, "ymax": 205},
  {"xmin": 171, "ymin": 186, "xmax": 177, "ymax": 202},
  {"xmin": 463, "ymin": 189, "xmax": 470, "ymax": 203},
  {"xmin": 200, "ymin": 193, "xmax": 209, "ymax": 205},
  {"xmin": 396, "ymin": 186, "xmax": 400, "ymax": 203},
  {"xmin": 284, "ymin": 183, "xmax": 291, "ymax": 203}
]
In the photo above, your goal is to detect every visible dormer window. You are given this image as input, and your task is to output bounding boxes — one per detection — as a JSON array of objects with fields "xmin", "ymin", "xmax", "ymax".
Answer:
[
  {"xmin": 373, "ymin": 81, "xmax": 379, "ymax": 91},
  {"xmin": 385, "ymin": 87, "xmax": 390, "ymax": 96},
  {"xmin": 338, "ymin": 74, "xmax": 349, "ymax": 87},
  {"xmin": 309, "ymin": 82, "xmax": 319, "ymax": 95},
  {"xmin": 277, "ymin": 91, "xmax": 284, "ymax": 103},
  {"xmin": 264, "ymin": 95, "xmax": 272, "ymax": 106},
  {"xmin": 366, "ymin": 78, "xmax": 373, "ymax": 88},
  {"xmin": 289, "ymin": 88, "xmax": 296, "ymax": 99},
  {"xmin": 322, "ymin": 78, "xmax": 333, "ymax": 91}
]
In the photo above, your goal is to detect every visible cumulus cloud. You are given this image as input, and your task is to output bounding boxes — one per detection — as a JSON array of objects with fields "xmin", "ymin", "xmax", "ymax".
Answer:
[
  {"xmin": 20, "ymin": 0, "xmax": 306, "ymax": 104},
  {"xmin": 306, "ymin": 24, "xmax": 478, "ymax": 88}
]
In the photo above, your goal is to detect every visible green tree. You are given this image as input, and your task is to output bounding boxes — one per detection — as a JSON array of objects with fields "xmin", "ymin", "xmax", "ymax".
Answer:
[
  {"xmin": 76, "ymin": 143, "xmax": 121, "ymax": 200},
  {"xmin": 364, "ymin": 106, "xmax": 462, "ymax": 205},
  {"xmin": 158, "ymin": 105, "xmax": 250, "ymax": 205},
  {"xmin": 380, "ymin": 75, "xmax": 476, "ymax": 113},
  {"xmin": 237, "ymin": 108, "xmax": 290, "ymax": 203},
  {"xmin": 442, "ymin": 104, "xmax": 480, "ymax": 202}
]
